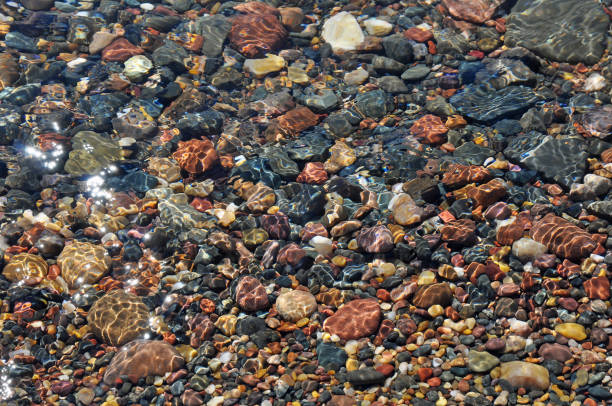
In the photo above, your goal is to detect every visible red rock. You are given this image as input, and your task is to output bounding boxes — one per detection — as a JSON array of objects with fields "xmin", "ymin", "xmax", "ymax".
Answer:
[
  {"xmin": 356, "ymin": 225, "xmax": 394, "ymax": 253},
  {"xmin": 297, "ymin": 162, "xmax": 328, "ymax": 184},
  {"xmin": 376, "ymin": 363, "xmax": 395, "ymax": 377},
  {"xmin": 229, "ymin": 13, "xmax": 287, "ymax": 58},
  {"xmin": 583, "ymin": 276, "xmax": 610, "ymax": 300},
  {"xmin": 276, "ymin": 243, "xmax": 306, "ymax": 267},
  {"xmin": 469, "ymin": 50, "xmax": 485, "ymax": 59},
  {"xmin": 440, "ymin": 219, "xmax": 477, "ymax": 246},
  {"xmin": 374, "ymin": 319, "xmax": 394, "ymax": 345},
  {"xmin": 442, "ymin": 0, "xmax": 504, "ymax": 24},
  {"xmin": 260, "ymin": 213, "xmax": 290, "ymax": 240},
  {"xmin": 397, "ymin": 317, "xmax": 417, "ymax": 336},
  {"xmin": 558, "ymin": 297, "xmax": 578, "ymax": 311},
  {"xmin": 233, "ymin": 1, "xmax": 278, "ymax": 15},
  {"xmin": 300, "ymin": 222, "xmax": 328, "ymax": 241},
  {"xmin": 102, "ymin": 38, "xmax": 144, "ymax": 62},
  {"xmin": 235, "ymin": 276, "xmax": 269, "ymax": 312},
  {"xmin": 277, "ymin": 106, "xmax": 319, "ymax": 136},
  {"xmin": 538, "ymin": 343, "xmax": 572, "ymax": 362},
  {"xmin": 442, "ymin": 164, "xmax": 491, "ymax": 188},
  {"xmin": 485, "ymin": 337, "xmax": 506, "ymax": 352},
  {"xmin": 323, "ymin": 298, "xmax": 381, "ymax": 340},
  {"xmin": 103, "ymin": 340, "xmax": 185, "ymax": 385},
  {"xmin": 529, "ymin": 214, "xmax": 596, "ymax": 260},
  {"xmin": 181, "ymin": 389, "xmax": 204, "ymax": 406},
  {"xmin": 173, "ymin": 139, "xmax": 218, "ymax": 174},
  {"xmin": 417, "ymin": 367, "xmax": 433, "ymax": 381},
  {"xmin": 497, "ymin": 283, "xmax": 520, "ymax": 297},
  {"xmin": 427, "ymin": 377, "xmax": 441, "ymax": 387},
  {"xmin": 412, "ymin": 283, "xmax": 453, "ymax": 308},
  {"xmin": 602, "ymin": 148, "xmax": 612, "ymax": 163},
  {"xmin": 484, "ymin": 201, "xmax": 511, "ymax": 220},
  {"xmin": 410, "ymin": 114, "xmax": 448, "ymax": 144},
  {"xmin": 329, "ymin": 395, "xmax": 356, "ymax": 406},
  {"xmin": 404, "ymin": 27, "xmax": 433, "ymax": 42},
  {"xmin": 51, "ymin": 381, "xmax": 74, "ymax": 396},
  {"xmin": 188, "ymin": 314, "xmax": 215, "ymax": 347},
  {"xmin": 464, "ymin": 178, "xmax": 507, "ymax": 209}
]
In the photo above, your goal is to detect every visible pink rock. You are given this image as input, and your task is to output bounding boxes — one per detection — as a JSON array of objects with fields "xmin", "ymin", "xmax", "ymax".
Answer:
[
  {"xmin": 323, "ymin": 298, "xmax": 381, "ymax": 340},
  {"xmin": 235, "ymin": 275, "xmax": 269, "ymax": 312}
]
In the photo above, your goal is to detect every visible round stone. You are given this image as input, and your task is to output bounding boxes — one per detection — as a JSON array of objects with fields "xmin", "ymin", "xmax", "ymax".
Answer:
[
  {"xmin": 323, "ymin": 298, "xmax": 381, "ymax": 340},
  {"xmin": 3, "ymin": 253, "xmax": 48, "ymax": 282},
  {"xmin": 58, "ymin": 241, "xmax": 111, "ymax": 289},
  {"xmin": 276, "ymin": 290, "xmax": 317, "ymax": 322}
]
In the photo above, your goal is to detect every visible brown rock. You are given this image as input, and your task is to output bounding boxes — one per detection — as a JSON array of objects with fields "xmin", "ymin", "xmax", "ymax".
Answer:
[
  {"xmin": 440, "ymin": 219, "xmax": 477, "ymax": 246},
  {"xmin": 538, "ymin": 343, "xmax": 572, "ymax": 362},
  {"xmin": 277, "ymin": 106, "xmax": 319, "ymax": 136},
  {"xmin": 300, "ymin": 222, "xmax": 328, "ymax": 242},
  {"xmin": 0, "ymin": 53, "xmax": 19, "ymax": 90},
  {"xmin": 297, "ymin": 162, "xmax": 328, "ymax": 184},
  {"xmin": 442, "ymin": 0, "xmax": 504, "ymax": 24},
  {"xmin": 356, "ymin": 225, "xmax": 394, "ymax": 253},
  {"xmin": 245, "ymin": 182, "xmax": 276, "ymax": 213},
  {"xmin": 229, "ymin": 13, "xmax": 287, "ymax": 58},
  {"xmin": 58, "ymin": 241, "xmax": 111, "ymax": 289},
  {"xmin": 235, "ymin": 276, "xmax": 269, "ymax": 312},
  {"xmin": 403, "ymin": 27, "xmax": 433, "ymax": 42},
  {"xmin": 103, "ymin": 340, "xmax": 184, "ymax": 385},
  {"xmin": 188, "ymin": 314, "xmax": 215, "ymax": 347},
  {"xmin": 87, "ymin": 290, "xmax": 150, "ymax": 347},
  {"xmin": 583, "ymin": 276, "xmax": 611, "ymax": 300},
  {"xmin": 260, "ymin": 213, "xmax": 290, "ymax": 240},
  {"xmin": 279, "ymin": 7, "xmax": 304, "ymax": 31},
  {"xmin": 101, "ymin": 38, "xmax": 144, "ymax": 62},
  {"xmin": 442, "ymin": 164, "xmax": 491, "ymax": 188},
  {"xmin": 323, "ymin": 298, "xmax": 381, "ymax": 340},
  {"xmin": 172, "ymin": 139, "xmax": 218, "ymax": 174},
  {"xmin": 410, "ymin": 114, "xmax": 448, "ymax": 144},
  {"xmin": 529, "ymin": 213, "xmax": 596, "ymax": 260},
  {"xmin": 602, "ymin": 148, "xmax": 612, "ymax": 163},
  {"xmin": 276, "ymin": 243, "xmax": 306, "ymax": 267},
  {"xmin": 412, "ymin": 283, "xmax": 453, "ymax": 308},
  {"xmin": 484, "ymin": 201, "xmax": 511, "ymax": 220},
  {"xmin": 464, "ymin": 178, "xmax": 507, "ymax": 209},
  {"xmin": 233, "ymin": 1, "xmax": 278, "ymax": 15}
]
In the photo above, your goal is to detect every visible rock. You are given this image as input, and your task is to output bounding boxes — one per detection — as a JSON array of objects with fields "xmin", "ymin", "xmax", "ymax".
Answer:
[
  {"xmin": 588, "ymin": 201, "xmax": 612, "ymax": 221},
  {"xmin": 21, "ymin": 0, "xmax": 54, "ymax": 10},
  {"xmin": 87, "ymin": 290, "xmax": 150, "ymax": 346},
  {"xmin": 89, "ymin": 31, "xmax": 118, "ymax": 54},
  {"xmin": 442, "ymin": 0, "xmax": 504, "ymax": 24},
  {"xmin": 123, "ymin": 55, "xmax": 153, "ymax": 82},
  {"xmin": 555, "ymin": 323, "xmax": 587, "ymax": 341},
  {"xmin": 347, "ymin": 368, "xmax": 386, "ymax": 386},
  {"xmin": 296, "ymin": 162, "xmax": 328, "ymax": 184},
  {"xmin": 450, "ymin": 84, "xmax": 540, "ymax": 123},
  {"xmin": 344, "ymin": 67, "xmax": 369, "ymax": 85},
  {"xmin": 321, "ymin": 12, "xmax": 364, "ymax": 53},
  {"xmin": 468, "ymin": 351, "xmax": 500, "ymax": 372},
  {"xmin": 375, "ymin": 76, "xmax": 409, "ymax": 94},
  {"xmin": 4, "ymin": 32, "xmax": 38, "ymax": 53},
  {"xmin": 244, "ymin": 54, "xmax": 286, "ymax": 78},
  {"xmin": 499, "ymin": 361, "xmax": 550, "ymax": 391},
  {"xmin": 196, "ymin": 15, "xmax": 232, "ymax": 57},
  {"xmin": 410, "ymin": 114, "xmax": 448, "ymax": 144},
  {"xmin": 440, "ymin": 219, "xmax": 477, "ymax": 246},
  {"xmin": 235, "ymin": 276, "xmax": 269, "ymax": 312},
  {"xmin": 103, "ymin": 340, "xmax": 184, "ymax": 385},
  {"xmin": 64, "ymin": 131, "xmax": 122, "ymax": 176},
  {"xmin": 3, "ymin": 253, "xmax": 48, "ymax": 283},
  {"xmin": 584, "ymin": 174, "xmax": 612, "ymax": 196},
  {"xmin": 382, "ymin": 34, "xmax": 414, "ymax": 64},
  {"xmin": 511, "ymin": 238, "xmax": 547, "ymax": 262},
  {"xmin": 75, "ymin": 388, "xmax": 95, "ymax": 405},
  {"xmin": 279, "ymin": 7, "xmax": 304, "ymax": 32},
  {"xmin": 0, "ymin": 53, "xmax": 19, "ymax": 90},
  {"xmin": 364, "ymin": 18, "xmax": 393, "ymax": 36},
  {"xmin": 230, "ymin": 12, "xmax": 287, "ymax": 58},
  {"xmin": 413, "ymin": 283, "xmax": 453, "ymax": 308},
  {"xmin": 58, "ymin": 241, "xmax": 111, "ymax": 289},
  {"xmin": 529, "ymin": 214, "xmax": 596, "ymax": 260},
  {"xmin": 505, "ymin": 0, "xmax": 608, "ymax": 64},
  {"xmin": 323, "ymin": 299, "xmax": 381, "ymax": 340},
  {"xmin": 356, "ymin": 226, "xmax": 394, "ymax": 253},
  {"xmin": 538, "ymin": 343, "xmax": 572, "ymax": 362},
  {"xmin": 276, "ymin": 290, "xmax": 317, "ymax": 321},
  {"xmin": 372, "ymin": 55, "xmax": 406, "ymax": 74},
  {"xmin": 172, "ymin": 139, "xmax": 218, "ymax": 174},
  {"xmin": 317, "ymin": 342, "xmax": 348, "ymax": 370},
  {"xmin": 583, "ymin": 276, "xmax": 610, "ymax": 300},
  {"xmin": 401, "ymin": 65, "xmax": 430, "ymax": 81},
  {"xmin": 390, "ymin": 193, "xmax": 424, "ymax": 226},
  {"xmin": 102, "ymin": 38, "xmax": 144, "ymax": 62}
]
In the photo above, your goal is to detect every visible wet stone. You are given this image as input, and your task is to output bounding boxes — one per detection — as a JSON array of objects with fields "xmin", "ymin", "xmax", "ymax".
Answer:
[
  {"xmin": 58, "ymin": 241, "xmax": 111, "ymax": 289},
  {"xmin": 323, "ymin": 299, "xmax": 381, "ymax": 340}
]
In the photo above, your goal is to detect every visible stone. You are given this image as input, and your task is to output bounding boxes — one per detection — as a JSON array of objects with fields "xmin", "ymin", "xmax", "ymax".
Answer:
[
  {"xmin": 64, "ymin": 131, "xmax": 122, "ymax": 176},
  {"xmin": 511, "ymin": 238, "xmax": 547, "ymax": 262},
  {"xmin": 3, "ymin": 253, "xmax": 48, "ymax": 283},
  {"xmin": 442, "ymin": 164, "xmax": 491, "ymax": 188},
  {"xmin": 505, "ymin": 0, "xmax": 609, "ymax": 65},
  {"xmin": 364, "ymin": 18, "xmax": 393, "ymax": 36},
  {"xmin": 468, "ymin": 351, "xmax": 499, "ymax": 372},
  {"xmin": 584, "ymin": 174, "xmax": 612, "ymax": 196},
  {"xmin": 356, "ymin": 226, "xmax": 394, "ymax": 253},
  {"xmin": 555, "ymin": 323, "xmax": 587, "ymax": 341},
  {"xmin": 244, "ymin": 54, "xmax": 286, "ymax": 78},
  {"xmin": 172, "ymin": 139, "xmax": 218, "ymax": 174},
  {"xmin": 440, "ymin": 219, "xmax": 477, "ymax": 246},
  {"xmin": 538, "ymin": 343, "xmax": 572, "ymax": 363},
  {"xmin": 245, "ymin": 183, "xmax": 276, "ymax": 212},
  {"xmin": 347, "ymin": 368, "xmax": 386, "ymax": 386},
  {"xmin": 21, "ymin": 0, "xmax": 54, "ymax": 10},
  {"xmin": 102, "ymin": 38, "xmax": 144, "ymax": 62},
  {"xmin": 372, "ymin": 56, "xmax": 406, "ymax": 74},
  {"xmin": 321, "ymin": 12, "xmax": 364, "ymax": 53},
  {"xmin": 277, "ymin": 107, "xmax": 319, "ymax": 136},
  {"xmin": 583, "ymin": 277, "xmax": 610, "ymax": 300},
  {"xmin": 276, "ymin": 290, "xmax": 317, "ymax": 322},
  {"xmin": 413, "ymin": 283, "xmax": 453, "ymax": 308},
  {"xmin": 325, "ymin": 141, "xmax": 356, "ymax": 173},
  {"xmin": 0, "ymin": 53, "xmax": 19, "ymax": 90},
  {"xmin": 382, "ymin": 34, "xmax": 414, "ymax": 64},
  {"xmin": 279, "ymin": 7, "xmax": 304, "ymax": 32},
  {"xmin": 58, "ymin": 241, "xmax": 111, "ymax": 289},
  {"xmin": 123, "ymin": 55, "xmax": 153, "ymax": 82},
  {"xmin": 296, "ymin": 162, "xmax": 328, "ymax": 184},
  {"xmin": 229, "ymin": 12, "xmax": 287, "ymax": 58},
  {"xmin": 188, "ymin": 314, "xmax": 215, "ymax": 347},
  {"xmin": 323, "ymin": 299, "xmax": 381, "ymax": 340},
  {"xmin": 401, "ymin": 65, "xmax": 430, "ymax": 81},
  {"xmin": 87, "ymin": 289, "xmax": 150, "ymax": 347},
  {"xmin": 499, "ymin": 361, "xmax": 550, "ymax": 391},
  {"xmin": 89, "ymin": 31, "xmax": 118, "ymax": 54},
  {"xmin": 529, "ymin": 214, "xmax": 596, "ymax": 260},
  {"xmin": 442, "ymin": 0, "xmax": 504, "ymax": 24},
  {"xmin": 103, "ymin": 340, "xmax": 184, "ymax": 385},
  {"xmin": 390, "ymin": 193, "xmax": 424, "ymax": 226},
  {"xmin": 344, "ymin": 68, "xmax": 369, "ymax": 85},
  {"xmin": 317, "ymin": 342, "xmax": 348, "ymax": 370},
  {"xmin": 450, "ymin": 85, "xmax": 540, "ymax": 123},
  {"xmin": 235, "ymin": 276, "xmax": 269, "ymax": 312},
  {"xmin": 410, "ymin": 115, "xmax": 448, "ymax": 144}
]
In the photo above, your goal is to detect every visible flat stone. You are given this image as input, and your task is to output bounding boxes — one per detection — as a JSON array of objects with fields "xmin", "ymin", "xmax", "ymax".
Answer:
[
  {"xmin": 555, "ymin": 323, "xmax": 587, "ymax": 341},
  {"xmin": 468, "ymin": 350, "xmax": 500, "ymax": 372},
  {"xmin": 323, "ymin": 298, "xmax": 381, "ymax": 340},
  {"xmin": 321, "ymin": 12, "xmax": 365, "ymax": 53},
  {"xmin": 499, "ymin": 361, "xmax": 550, "ymax": 391}
]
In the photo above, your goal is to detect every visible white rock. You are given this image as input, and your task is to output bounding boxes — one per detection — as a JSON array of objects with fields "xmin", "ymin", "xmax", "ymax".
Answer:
[
  {"xmin": 309, "ymin": 235, "xmax": 334, "ymax": 256},
  {"xmin": 584, "ymin": 173, "xmax": 612, "ymax": 196},
  {"xmin": 584, "ymin": 73, "xmax": 606, "ymax": 92},
  {"xmin": 344, "ymin": 67, "xmax": 369, "ymax": 85},
  {"xmin": 511, "ymin": 237, "xmax": 547, "ymax": 263},
  {"xmin": 321, "ymin": 11, "xmax": 364, "ymax": 53},
  {"xmin": 243, "ymin": 54, "xmax": 286, "ymax": 78},
  {"xmin": 363, "ymin": 18, "xmax": 393, "ymax": 36},
  {"xmin": 123, "ymin": 55, "xmax": 153, "ymax": 82}
]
